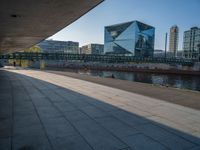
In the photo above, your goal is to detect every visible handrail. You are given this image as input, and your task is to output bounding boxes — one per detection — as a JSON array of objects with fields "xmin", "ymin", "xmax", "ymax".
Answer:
[{"xmin": 0, "ymin": 52, "xmax": 196, "ymax": 66}]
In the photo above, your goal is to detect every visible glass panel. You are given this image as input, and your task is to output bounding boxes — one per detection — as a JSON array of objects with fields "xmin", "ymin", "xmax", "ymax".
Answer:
[{"xmin": 104, "ymin": 21, "xmax": 155, "ymax": 57}]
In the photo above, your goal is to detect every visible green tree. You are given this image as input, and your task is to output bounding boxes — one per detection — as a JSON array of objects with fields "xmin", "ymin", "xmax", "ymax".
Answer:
[{"xmin": 24, "ymin": 45, "xmax": 41, "ymax": 53}]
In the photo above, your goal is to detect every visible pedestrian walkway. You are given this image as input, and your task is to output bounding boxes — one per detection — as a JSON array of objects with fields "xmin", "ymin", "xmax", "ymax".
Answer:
[{"xmin": 0, "ymin": 67, "xmax": 200, "ymax": 150}]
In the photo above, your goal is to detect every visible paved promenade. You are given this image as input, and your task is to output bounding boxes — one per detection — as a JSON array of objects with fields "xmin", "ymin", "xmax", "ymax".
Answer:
[
  {"xmin": 0, "ymin": 67, "xmax": 200, "ymax": 150},
  {"xmin": 47, "ymin": 70, "xmax": 200, "ymax": 110}
]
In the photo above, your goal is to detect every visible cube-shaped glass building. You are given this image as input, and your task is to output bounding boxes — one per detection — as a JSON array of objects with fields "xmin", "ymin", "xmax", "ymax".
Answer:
[{"xmin": 104, "ymin": 21, "xmax": 155, "ymax": 57}]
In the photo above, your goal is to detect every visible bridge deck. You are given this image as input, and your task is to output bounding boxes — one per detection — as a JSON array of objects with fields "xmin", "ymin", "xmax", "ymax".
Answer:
[
  {"xmin": 0, "ymin": 52, "xmax": 195, "ymax": 65},
  {"xmin": 0, "ymin": 67, "xmax": 200, "ymax": 150}
]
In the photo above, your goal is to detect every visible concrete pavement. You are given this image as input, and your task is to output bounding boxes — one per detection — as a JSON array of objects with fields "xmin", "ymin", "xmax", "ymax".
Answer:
[
  {"xmin": 0, "ymin": 67, "xmax": 200, "ymax": 150},
  {"xmin": 46, "ymin": 70, "xmax": 200, "ymax": 110}
]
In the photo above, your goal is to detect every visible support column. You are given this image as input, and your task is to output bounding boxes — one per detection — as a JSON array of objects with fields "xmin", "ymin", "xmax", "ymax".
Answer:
[{"xmin": 40, "ymin": 60, "xmax": 45, "ymax": 69}]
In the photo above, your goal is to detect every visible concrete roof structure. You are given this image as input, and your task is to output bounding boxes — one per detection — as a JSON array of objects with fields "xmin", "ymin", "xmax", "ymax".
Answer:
[{"xmin": 0, "ymin": 0, "xmax": 103, "ymax": 54}]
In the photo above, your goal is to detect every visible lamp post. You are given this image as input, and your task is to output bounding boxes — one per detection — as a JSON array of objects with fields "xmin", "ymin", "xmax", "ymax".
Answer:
[{"xmin": 165, "ymin": 33, "xmax": 168, "ymax": 59}]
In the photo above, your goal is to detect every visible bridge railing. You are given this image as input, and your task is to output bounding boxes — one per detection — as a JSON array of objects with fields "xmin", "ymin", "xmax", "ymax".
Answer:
[{"xmin": 0, "ymin": 52, "xmax": 196, "ymax": 66}]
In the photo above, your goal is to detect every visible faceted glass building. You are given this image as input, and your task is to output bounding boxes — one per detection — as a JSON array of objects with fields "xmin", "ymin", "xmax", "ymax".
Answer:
[{"xmin": 104, "ymin": 21, "xmax": 155, "ymax": 57}]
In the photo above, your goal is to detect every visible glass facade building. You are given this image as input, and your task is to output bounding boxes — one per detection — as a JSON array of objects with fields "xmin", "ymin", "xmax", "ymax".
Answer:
[
  {"xmin": 81, "ymin": 44, "xmax": 104, "ymax": 54},
  {"xmin": 104, "ymin": 21, "xmax": 155, "ymax": 57},
  {"xmin": 183, "ymin": 27, "xmax": 200, "ymax": 59},
  {"xmin": 37, "ymin": 40, "xmax": 79, "ymax": 54}
]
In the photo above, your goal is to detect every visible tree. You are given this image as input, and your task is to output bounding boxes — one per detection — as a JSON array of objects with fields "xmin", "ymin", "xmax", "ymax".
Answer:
[
  {"xmin": 24, "ymin": 45, "xmax": 41, "ymax": 53},
  {"xmin": 9, "ymin": 45, "xmax": 42, "ymax": 67}
]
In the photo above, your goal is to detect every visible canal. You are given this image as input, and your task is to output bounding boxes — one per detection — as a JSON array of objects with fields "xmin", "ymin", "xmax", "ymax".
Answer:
[{"xmin": 66, "ymin": 69, "xmax": 200, "ymax": 91}]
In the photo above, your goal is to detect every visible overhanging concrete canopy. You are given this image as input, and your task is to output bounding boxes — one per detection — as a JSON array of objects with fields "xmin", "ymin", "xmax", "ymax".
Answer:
[{"xmin": 0, "ymin": 0, "xmax": 103, "ymax": 54}]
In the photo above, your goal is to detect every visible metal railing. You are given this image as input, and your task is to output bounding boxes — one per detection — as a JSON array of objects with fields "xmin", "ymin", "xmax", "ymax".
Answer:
[{"xmin": 0, "ymin": 52, "xmax": 196, "ymax": 66}]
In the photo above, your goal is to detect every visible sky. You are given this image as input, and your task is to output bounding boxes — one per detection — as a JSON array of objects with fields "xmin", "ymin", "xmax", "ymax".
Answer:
[{"xmin": 48, "ymin": 0, "xmax": 200, "ymax": 51}]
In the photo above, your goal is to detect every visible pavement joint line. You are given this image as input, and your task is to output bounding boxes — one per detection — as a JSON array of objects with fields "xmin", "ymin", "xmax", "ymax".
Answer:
[
  {"xmin": 147, "ymin": 114, "xmax": 199, "ymax": 134},
  {"xmin": 46, "ymin": 81, "xmax": 170, "ymax": 149},
  {"xmin": 118, "ymin": 147, "xmax": 133, "ymax": 150},
  {"xmin": 45, "ymin": 75, "xmax": 198, "ymax": 146},
  {"xmin": 4, "ymin": 69, "xmax": 200, "ymax": 149},
  {"xmin": 9, "ymin": 72, "xmax": 14, "ymax": 150},
  {"xmin": 21, "ymin": 74, "xmax": 96, "ymax": 150},
  {"xmin": 150, "ymin": 122, "xmax": 200, "ymax": 147},
  {"xmin": 40, "ymin": 71, "xmax": 200, "ymax": 145},
  {"xmin": 28, "ymin": 74, "xmax": 132, "ymax": 149},
  {"xmin": 16, "ymin": 74, "xmax": 54, "ymax": 150},
  {"xmin": 15, "ymin": 70, "xmax": 200, "ymax": 145},
  {"xmin": 121, "ymin": 132, "xmax": 171, "ymax": 150},
  {"xmin": 53, "ymin": 94, "xmax": 131, "ymax": 150}
]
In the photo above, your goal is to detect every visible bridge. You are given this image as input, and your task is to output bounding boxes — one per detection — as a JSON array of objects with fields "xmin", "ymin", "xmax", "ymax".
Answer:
[{"xmin": 0, "ymin": 52, "xmax": 196, "ymax": 66}]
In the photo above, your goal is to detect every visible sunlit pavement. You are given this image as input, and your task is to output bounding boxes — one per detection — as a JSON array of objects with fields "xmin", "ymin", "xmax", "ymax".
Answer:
[{"xmin": 1, "ymin": 67, "xmax": 200, "ymax": 150}]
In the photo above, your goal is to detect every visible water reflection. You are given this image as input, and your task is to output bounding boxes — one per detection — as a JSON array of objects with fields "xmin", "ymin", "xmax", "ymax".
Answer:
[{"xmin": 76, "ymin": 70, "xmax": 200, "ymax": 91}]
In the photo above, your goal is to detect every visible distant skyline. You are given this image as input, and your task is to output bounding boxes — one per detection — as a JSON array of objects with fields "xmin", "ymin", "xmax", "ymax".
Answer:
[{"xmin": 48, "ymin": 0, "xmax": 200, "ymax": 51}]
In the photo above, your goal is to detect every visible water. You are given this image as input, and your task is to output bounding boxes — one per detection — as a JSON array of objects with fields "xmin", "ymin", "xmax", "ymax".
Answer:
[{"xmin": 68, "ymin": 69, "xmax": 200, "ymax": 91}]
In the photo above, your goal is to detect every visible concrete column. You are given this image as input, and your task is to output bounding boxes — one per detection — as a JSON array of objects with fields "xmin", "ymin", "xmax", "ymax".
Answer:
[{"xmin": 40, "ymin": 60, "xmax": 45, "ymax": 69}]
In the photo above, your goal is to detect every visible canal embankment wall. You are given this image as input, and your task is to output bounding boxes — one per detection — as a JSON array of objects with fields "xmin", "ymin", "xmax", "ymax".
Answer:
[
  {"xmin": 6, "ymin": 59, "xmax": 200, "ymax": 75},
  {"xmin": 42, "ymin": 61, "xmax": 200, "ymax": 75}
]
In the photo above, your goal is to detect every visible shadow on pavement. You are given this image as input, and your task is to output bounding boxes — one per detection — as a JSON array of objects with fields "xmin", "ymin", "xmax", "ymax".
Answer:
[{"xmin": 0, "ymin": 69, "xmax": 200, "ymax": 150}]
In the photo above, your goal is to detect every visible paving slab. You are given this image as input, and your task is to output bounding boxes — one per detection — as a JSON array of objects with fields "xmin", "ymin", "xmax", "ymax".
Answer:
[
  {"xmin": 79, "ymin": 105, "xmax": 110, "ymax": 119},
  {"xmin": 95, "ymin": 116, "xmax": 139, "ymax": 138},
  {"xmin": 42, "ymin": 89, "xmax": 66, "ymax": 103},
  {"xmin": 0, "ymin": 118, "xmax": 11, "ymax": 138},
  {"xmin": 0, "ymin": 138, "xmax": 11, "ymax": 150},
  {"xmin": 13, "ymin": 134, "xmax": 51, "ymax": 150},
  {"xmin": 47, "ymin": 70, "xmax": 200, "ymax": 110},
  {"xmin": 1, "ymin": 68, "xmax": 200, "ymax": 150},
  {"xmin": 109, "ymin": 110, "xmax": 150, "ymax": 126},
  {"xmin": 72, "ymin": 119, "xmax": 128, "ymax": 150},
  {"xmin": 54, "ymin": 101, "xmax": 78, "ymax": 112},
  {"xmin": 41, "ymin": 117, "xmax": 77, "ymax": 139},
  {"xmin": 51, "ymin": 134, "xmax": 93, "ymax": 150},
  {"xmin": 190, "ymin": 146, "xmax": 200, "ymax": 150},
  {"xmin": 122, "ymin": 133, "xmax": 168, "ymax": 150},
  {"xmin": 63, "ymin": 110, "xmax": 91, "ymax": 122},
  {"xmin": 136, "ymin": 123, "xmax": 197, "ymax": 150}
]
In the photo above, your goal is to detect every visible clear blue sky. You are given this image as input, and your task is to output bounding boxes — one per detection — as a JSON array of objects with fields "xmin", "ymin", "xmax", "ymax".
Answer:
[{"xmin": 48, "ymin": 0, "xmax": 200, "ymax": 51}]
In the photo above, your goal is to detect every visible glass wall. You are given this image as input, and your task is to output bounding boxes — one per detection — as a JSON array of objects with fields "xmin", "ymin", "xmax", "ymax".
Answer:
[
  {"xmin": 104, "ymin": 21, "xmax": 155, "ymax": 57},
  {"xmin": 37, "ymin": 40, "xmax": 79, "ymax": 54}
]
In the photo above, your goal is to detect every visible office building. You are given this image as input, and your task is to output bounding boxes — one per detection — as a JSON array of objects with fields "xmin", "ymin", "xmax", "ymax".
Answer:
[
  {"xmin": 154, "ymin": 49, "xmax": 184, "ymax": 58},
  {"xmin": 183, "ymin": 27, "xmax": 200, "ymax": 59},
  {"xmin": 81, "ymin": 44, "xmax": 104, "ymax": 54},
  {"xmin": 37, "ymin": 40, "xmax": 79, "ymax": 54},
  {"xmin": 104, "ymin": 20, "xmax": 155, "ymax": 57},
  {"xmin": 169, "ymin": 25, "xmax": 179, "ymax": 57},
  {"xmin": 153, "ymin": 49, "xmax": 164, "ymax": 57}
]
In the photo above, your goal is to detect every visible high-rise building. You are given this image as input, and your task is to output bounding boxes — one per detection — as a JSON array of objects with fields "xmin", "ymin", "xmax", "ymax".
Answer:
[
  {"xmin": 104, "ymin": 21, "xmax": 155, "ymax": 57},
  {"xmin": 169, "ymin": 25, "xmax": 179, "ymax": 57},
  {"xmin": 183, "ymin": 27, "xmax": 200, "ymax": 59},
  {"xmin": 37, "ymin": 40, "xmax": 79, "ymax": 54},
  {"xmin": 81, "ymin": 44, "xmax": 104, "ymax": 54}
]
